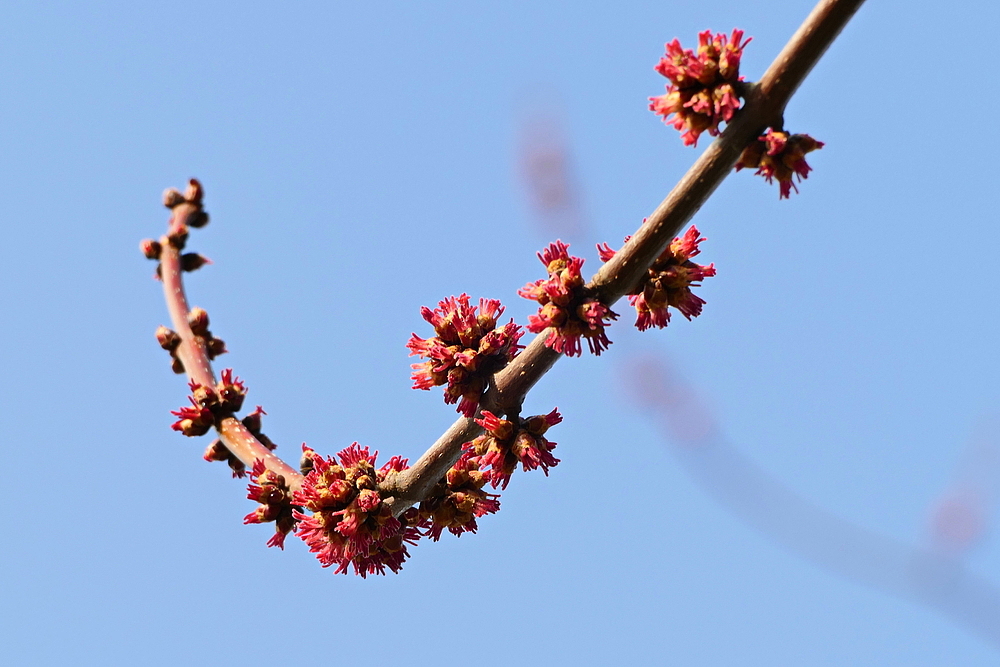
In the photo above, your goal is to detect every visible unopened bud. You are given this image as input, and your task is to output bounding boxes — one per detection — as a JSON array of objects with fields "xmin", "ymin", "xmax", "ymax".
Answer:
[
  {"xmin": 167, "ymin": 224, "xmax": 188, "ymax": 250},
  {"xmin": 188, "ymin": 211, "xmax": 210, "ymax": 228},
  {"xmin": 242, "ymin": 406, "xmax": 266, "ymax": 434},
  {"xmin": 188, "ymin": 307, "xmax": 209, "ymax": 336},
  {"xmin": 171, "ymin": 357, "xmax": 185, "ymax": 374},
  {"xmin": 175, "ymin": 419, "xmax": 212, "ymax": 437},
  {"xmin": 181, "ymin": 253, "xmax": 211, "ymax": 272},
  {"xmin": 155, "ymin": 325, "xmax": 181, "ymax": 351},
  {"xmin": 257, "ymin": 433, "xmax": 277, "ymax": 451},
  {"xmin": 203, "ymin": 439, "xmax": 230, "ymax": 462},
  {"xmin": 300, "ymin": 448, "xmax": 320, "ymax": 476},
  {"xmin": 228, "ymin": 456, "xmax": 247, "ymax": 478},
  {"xmin": 163, "ymin": 188, "xmax": 185, "ymax": 208},
  {"xmin": 207, "ymin": 337, "xmax": 227, "ymax": 359},
  {"xmin": 140, "ymin": 239, "xmax": 162, "ymax": 260},
  {"xmin": 184, "ymin": 179, "xmax": 204, "ymax": 205}
]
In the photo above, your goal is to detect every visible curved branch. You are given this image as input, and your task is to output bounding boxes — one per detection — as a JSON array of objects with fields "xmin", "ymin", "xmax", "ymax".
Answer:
[
  {"xmin": 380, "ymin": 0, "xmax": 866, "ymax": 514},
  {"xmin": 159, "ymin": 189, "xmax": 304, "ymax": 491}
]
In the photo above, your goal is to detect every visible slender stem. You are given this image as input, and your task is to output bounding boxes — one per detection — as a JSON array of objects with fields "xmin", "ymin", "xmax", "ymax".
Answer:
[
  {"xmin": 381, "ymin": 0, "xmax": 866, "ymax": 514},
  {"xmin": 160, "ymin": 198, "xmax": 304, "ymax": 491}
]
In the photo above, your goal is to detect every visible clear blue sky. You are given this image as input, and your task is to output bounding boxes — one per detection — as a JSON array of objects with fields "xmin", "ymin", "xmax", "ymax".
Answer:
[{"xmin": 3, "ymin": 1, "xmax": 1000, "ymax": 665}]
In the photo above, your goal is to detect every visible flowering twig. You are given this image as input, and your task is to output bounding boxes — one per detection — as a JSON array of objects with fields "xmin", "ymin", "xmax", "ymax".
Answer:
[
  {"xmin": 154, "ymin": 182, "xmax": 303, "ymax": 491},
  {"xmin": 378, "ymin": 0, "xmax": 866, "ymax": 514},
  {"xmin": 145, "ymin": 0, "xmax": 865, "ymax": 572}
]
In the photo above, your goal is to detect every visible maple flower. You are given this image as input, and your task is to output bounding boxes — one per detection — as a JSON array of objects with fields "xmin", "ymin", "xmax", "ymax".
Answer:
[
  {"xmin": 408, "ymin": 294, "xmax": 524, "ymax": 417},
  {"xmin": 598, "ymin": 224, "xmax": 715, "ymax": 331},
  {"xmin": 418, "ymin": 450, "xmax": 500, "ymax": 540},
  {"xmin": 170, "ymin": 396, "xmax": 215, "ymax": 436},
  {"xmin": 244, "ymin": 459, "xmax": 298, "ymax": 549},
  {"xmin": 464, "ymin": 408, "xmax": 562, "ymax": 490},
  {"xmin": 518, "ymin": 241, "xmax": 617, "ymax": 356},
  {"xmin": 216, "ymin": 368, "xmax": 246, "ymax": 412},
  {"xmin": 649, "ymin": 29, "xmax": 752, "ymax": 146},
  {"xmin": 292, "ymin": 443, "xmax": 421, "ymax": 577},
  {"xmin": 735, "ymin": 129, "xmax": 824, "ymax": 198}
]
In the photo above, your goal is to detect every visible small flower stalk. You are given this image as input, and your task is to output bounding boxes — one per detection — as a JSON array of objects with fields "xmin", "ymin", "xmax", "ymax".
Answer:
[
  {"xmin": 463, "ymin": 408, "xmax": 562, "ymax": 490},
  {"xmin": 736, "ymin": 129, "xmax": 824, "ymax": 198},
  {"xmin": 598, "ymin": 225, "xmax": 716, "ymax": 331},
  {"xmin": 293, "ymin": 444, "xmax": 421, "ymax": 576},
  {"xmin": 649, "ymin": 29, "xmax": 751, "ymax": 146},
  {"xmin": 408, "ymin": 294, "xmax": 524, "ymax": 417},
  {"xmin": 519, "ymin": 241, "xmax": 617, "ymax": 356}
]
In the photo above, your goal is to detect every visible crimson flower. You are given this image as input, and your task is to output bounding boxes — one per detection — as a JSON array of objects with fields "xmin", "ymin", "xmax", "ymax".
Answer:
[
  {"xmin": 418, "ymin": 450, "xmax": 500, "ymax": 540},
  {"xmin": 735, "ymin": 129, "xmax": 824, "ymax": 198},
  {"xmin": 408, "ymin": 294, "xmax": 523, "ymax": 417},
  {"xmin": 463, "ymin": 409, "xmax": 562, "ymax": 490},
  {"xmin": 518, "ymin": 241, "xmax": 617, "ymax": 356},
  {"xmin": 649, "ymin": 29, "xmax": 752, "ymax": 146},
  {"xmin": 598, "ymin": 224, "xmax": 716, "ymax": 331},
  {"xmin": 244, "ymin": 459, "xmax": 297, "ymax": 549},
  {"xmin": 293, "ymin": 443, "xmax": 421, "ymax": 577}
]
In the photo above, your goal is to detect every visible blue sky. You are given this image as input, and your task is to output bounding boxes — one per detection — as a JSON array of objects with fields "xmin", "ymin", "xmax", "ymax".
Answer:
[{"xmin": 3, "ymin": 1, "xmax": 1000, "ymax": 665}]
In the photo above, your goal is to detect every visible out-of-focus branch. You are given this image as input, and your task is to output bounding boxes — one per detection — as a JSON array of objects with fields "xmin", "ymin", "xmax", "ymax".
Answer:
[
  {"xmin": 380, "ymin": 0, "xmax": 866, "ymax": 514},
  {"xmin": 159, "ymin": 183, "xmax": 303, "ymax": 491}
]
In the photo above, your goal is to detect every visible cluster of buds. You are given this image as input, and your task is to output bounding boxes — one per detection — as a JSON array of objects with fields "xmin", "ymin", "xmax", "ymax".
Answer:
[
  {"xmin": 736, "ymin": 129, "xmax": 824, "ymax": 198},
  {"xmin": 203, "ymin": 406, "xmax": 276, "ymax": 477},
  {"xmin": 170, "ymin": 369, "xmax": 247, "ymax": 436},
  {"xmin": 140, "ymin": 179, "xmax": 211, "ymax": 274},
  {"xmin": 408, "ymin": 294, "xmax": 524, "ymax": 417},
  {"xmin": 293, "ymin": 444, "xmax": 420, "ymax": 576},
  {"xmin": 244, "ymin": 460, "xmax": 298, "ymax": 548},
  {"xmin": 463, "ymin": 409, "xmax": 562, "ymax": 490},
  {"xmin": 418, "ymin": 451, "xmax": 500, "ymax": 540},
  {"xmin": 519, "ymin": 241, "xmax": 617, "ymax": 356},
  {"xmin": 598, "ymin": 225, "xmax": 716, "ymax": 330},
  {"xmin": 649, "ymin": 29, "xmax": 751, "ymax": 146}
]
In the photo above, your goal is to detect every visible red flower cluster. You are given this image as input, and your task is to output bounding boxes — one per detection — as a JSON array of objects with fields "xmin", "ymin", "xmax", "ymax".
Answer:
[
  {"xmin": 408, "ymin": 294, "xmax": 524, "ymax": 417},
  {"xmin": 170, "ymin": 369, "xmax": 247, "ymax": 436},
  {"xmin": 649, "ymin": 29, "xmax": 751, "ymax": 146},
  {"xmin": 463, "ymin": 409, "xmax": 562, "ymax": 490},
  {"xmin": 418, "ymin": 451, "xmax": 500, "ymax": 540},
  {"xmin": 519, "ymin": 241, "xmax": 617, "ymax": 356},
  {"xmin": 293, "ymin": 443, "xmax": 420, "ymax": 577},
  {"xmin": 736, "ymin": 129, "xmax": 824, "ymax": 198},
  {"xmin": 598, "ymin": 225, "xmax": 716, "ymax": 331},
  {"xmin": 244, "ymin": 460, "xmax": 297, "ymax": 549}
]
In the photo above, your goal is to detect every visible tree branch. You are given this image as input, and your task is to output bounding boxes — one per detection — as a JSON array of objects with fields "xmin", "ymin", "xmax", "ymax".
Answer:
[
  {"xmin": 159, "ymin": 190, "xmax": 304, "ymax": 491},
  {"xmin": 380, "ymin": 0, "xmax": 866, "ymax": 514}
]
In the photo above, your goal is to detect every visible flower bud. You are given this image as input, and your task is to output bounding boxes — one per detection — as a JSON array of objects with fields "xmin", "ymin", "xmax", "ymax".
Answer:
[
  {"xmin": 163, "ymin": 188, "xmax": 185, "ymax": 208},
  {"xmin": 184, "ymin": 179, "xmax": 204, "ymax": 205},
  {"xmin": 171, "ymin": 357, "xmax": 185, "ymax": 374},
  {"xmin": 190, "ymin": 383, "xmax": 219, "ymax": 409},
  {"xmin": 188, "ymin": 211, "xmax": 210, "ymax": 228},
  {"xmin": 242, "ymin": 406, "xmax": 266, "ymax": 434},
  {"xmin": 206, "ymin": 337, "xmax": 227, "ymax": 359},
  {"xmin": 167, "ymin": 224, "xmax": 188, "ymax": 250},
  {"xmin": 187, "ymin": 307, "xmax": 210, "ymax": 336},
  {"xmin": 181, "ymin": 253, "xmax": 211, "ymax": 272},
  {"xmin": 140, "ymin": 239, "xmax": 162, "ymax": 260},
  {"xmin": 155, "ymin": 325, "xmax": 181, "ymax": 351},
  {"xmin": 203, "ymin": 439, "xmax": 230, "ymax": 462}
]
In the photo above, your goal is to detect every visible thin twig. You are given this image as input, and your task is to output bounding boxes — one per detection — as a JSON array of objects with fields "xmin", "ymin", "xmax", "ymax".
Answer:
[
  {"xmin": 160, "ymin": 194, "xmax": 304, "ymax": 491},
  {"xmin": 380, "ymin": 0, "xmax": 866, "ymax": 514}
]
